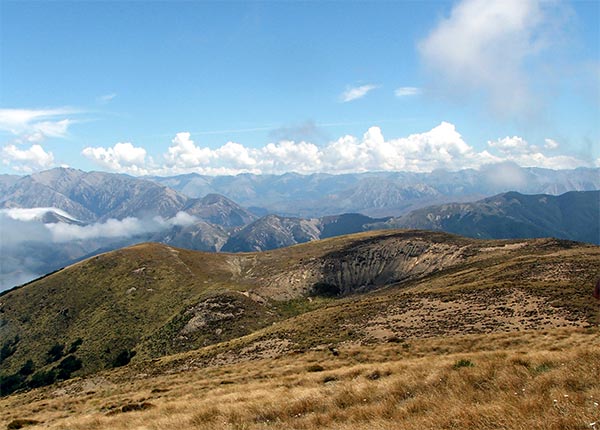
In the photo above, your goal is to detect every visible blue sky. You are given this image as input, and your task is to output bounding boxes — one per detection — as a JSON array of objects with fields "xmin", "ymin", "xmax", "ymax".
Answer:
[{"xmin": 0, "ymin": 0, "xmax": 598, "ymax": 175}]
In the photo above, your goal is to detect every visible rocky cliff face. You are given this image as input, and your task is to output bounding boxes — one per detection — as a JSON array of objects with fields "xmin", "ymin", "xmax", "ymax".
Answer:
[{"xmin": 242, "ymin": 231, "xmax": 474, "ymax": 300}]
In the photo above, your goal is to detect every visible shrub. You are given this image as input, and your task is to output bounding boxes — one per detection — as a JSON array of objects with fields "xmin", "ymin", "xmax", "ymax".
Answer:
[
  {"xmin": 68, "ymin": 338, "xmax": 83, "ymax": 354},
  {"xmin": 453, "ymin": 359, "xmax": 475, "ymax": 369},
  {"xmin": 18, "ymin": 359, "xmax": 34, "ymax": 376},
  {"xmin": 46, "ymin": 343, "xmax": 64, "ymax": 363},
  {"xmin": 29, "ymin": 369, "xmax": 56, "ymax": 388},
  {"xmin": 0, "ymin": 335, "xmax": 19, "ymax": 363},
  {"xmin": 112, "ymin": 349, "xmax": 136, "ymax": 367},
  {"xmin": 0, "ymin": 373, "xmax": 24, "ymax": 396},
  {"xmin": 56, "ymin": 355, "xmax": 82, "ymax": 380},
  {"xmin": 534, "ymin": 363, "xmax": 553, "ymax": 374}
]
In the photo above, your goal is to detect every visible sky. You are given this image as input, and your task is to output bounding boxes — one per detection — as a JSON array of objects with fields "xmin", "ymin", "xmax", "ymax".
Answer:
[{"xmin": 0, "ymin": 0, "xmax": 599, "ymax": 176}]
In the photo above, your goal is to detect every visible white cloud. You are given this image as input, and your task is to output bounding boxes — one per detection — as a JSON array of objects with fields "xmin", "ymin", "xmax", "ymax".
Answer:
[
  {"xmin": 544, "ymin": 138, "xmax": 559, "ymax": 149},
  {"xmin": 46, "ymin": 212, "xmax": 197, "ymax": 242},
  {"xmin": 164, "ymin": 132, "xmax": 213, "ymax": 168},
  {"xmin": 487, "ymin": 135, "xmax": 583, "ymax": 169},
  {"xmin": 1, "ymin": 207, "xmax": 79, "ymax": 222},
  {"xmin": 0, "ymin": 108, "xmax": 77, "ymax": 143},
  {"xmin": 488, "ymin": 136, "xmax": 531, "ymax": 154},
  {"xmin": 340, "ymin": 84, "xmax": 378, "ymax": 102},
  {"xmin": 394, "ymin": 87, "xmax": 421, "ymax": 97},
  {"xmin": 84, "ymin": 123, "xmax": 593, "ymax": 176},
  {"xmin": 418, "ymin": 0, "xmax": 562, "ymax": 117},
  {"xmin": 82, "ymin": 142, "xmax": 149, "ymax": 175},
  {"xmin": 1, "ymin": 144, "xmax": 55, "ymax": 172}
]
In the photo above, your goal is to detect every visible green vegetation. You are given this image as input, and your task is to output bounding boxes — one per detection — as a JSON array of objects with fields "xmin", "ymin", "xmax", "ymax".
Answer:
[
  {"xmin": 0, "ymin": 335, "xmax": 19, "ymax": 363},
  {"xmin": 0, "ymin": 230, "xmax": 598, "ymax": 402},
  {"xmin": 46, "ymin": 343, "xmax": 64, "ymax": 363},
  {"xmin": 112, "ymin": 349, "xmax": 136, "ymax": 368},
  {"xmin": 453, "ymin": 359, "xmax": 475, "ymax": 369}
]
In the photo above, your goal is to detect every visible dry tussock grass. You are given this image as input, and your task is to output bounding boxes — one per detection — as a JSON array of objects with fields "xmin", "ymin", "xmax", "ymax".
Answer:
[{"xmin": 1, "ymin": 327, "xmax": 598, "ymax": 430}]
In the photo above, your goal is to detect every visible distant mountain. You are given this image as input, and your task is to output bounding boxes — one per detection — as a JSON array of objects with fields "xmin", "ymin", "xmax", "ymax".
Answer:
[
  {"xmin": 222, "ymin": 213, "xmax": 389, "ymax": 252},
  {"xmin": 2, "ymin": 167, "xmax": 599, "ymax": 291},
  {"xmin": 183, "ymin": 194, "xmax": 257, "ymax": 227},
  {"xmin": 151, "ymin": 219, "xmax": 229, "ymax": 252},
  {"xmin": 0, "ymin": 174, "xmax": 20, "ymax": 195},
  {"xmin": 0, "ymin": 168, "xmax": 259, "ymax": 290},
  {"xmin": 0, "ymin": 168, "xmax": 186, "ymax": 222},
  {"xmin": 375, "ymin": 190, "xmax": 600, "ymax": 244},
  {"xmin": 222, "ymin": 215, "xmax": 322, "ymax": 252},
  {"xmin": 0, "ymin": 168, "xmax": 254, "ymax": 228},
  {"xmin": 147, "ymin": 166, "xmax": 600, "ymax": 217}
]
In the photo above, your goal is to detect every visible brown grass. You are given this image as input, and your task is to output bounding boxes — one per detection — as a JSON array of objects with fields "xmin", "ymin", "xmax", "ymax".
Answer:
[{"xmin": 2, "ymin": 327, "xmax": 598, "ymax": 430}]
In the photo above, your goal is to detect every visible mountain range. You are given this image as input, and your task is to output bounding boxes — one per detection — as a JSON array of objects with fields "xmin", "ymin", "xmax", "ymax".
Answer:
[
  {"xmin": 147, "ymin": 164, "xmax": 600, "ymax": 217},
  {"xmin": 0, "ymin": 167, "xmax": 598, "ymax": 291}
]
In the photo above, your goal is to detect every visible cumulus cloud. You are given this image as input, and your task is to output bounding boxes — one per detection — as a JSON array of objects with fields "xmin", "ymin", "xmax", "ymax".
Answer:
[
  {"xmin": 340, "ymin": 84, "xmax": 378, "ymax": 102},
  {"xmin": 488, "ymin": 136, "xmax": 531, "ymax": 154},
  {"xmin": 487, "ymin": 136, "xmax": 584, "ymax": 169},
  {"xmin": 82, "ymin": 142, "xmax": 150, "ymax": 175},
  {"xmin": 1, "ymin": 144, "xmax": 55, "ymax": 172},
  {"xmin": 164, "ymin": 132, "xmax": 213, "ymax": 168},
  {"xmin": 84, "ymin": 122, "xmax": 593, "ymax": 176},
  {"xmin": 544, "ymin": 138, "xmax": 560, "ymax": 149},
  {"xmin": 395, "ymin": 87, "xmax": 421, "ymax": 97},
  {"xmin": 418, "ymin": 0, "xmax": 563, "ymax": 117}
]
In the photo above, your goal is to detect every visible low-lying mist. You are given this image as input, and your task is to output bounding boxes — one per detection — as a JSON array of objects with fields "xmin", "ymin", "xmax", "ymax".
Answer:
[{"xmin": 0, "ymin": 209, "xmax": 198, "ymax": 291}]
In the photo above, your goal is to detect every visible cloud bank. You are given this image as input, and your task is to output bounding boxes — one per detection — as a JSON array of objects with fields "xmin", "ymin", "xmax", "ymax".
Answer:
[
  {"xmin": 0, "ymin": 210, "xmax": 199, "ymax": 290},
  {"xmin": 82, "ymin": 122, "xmax": 593, "ymax": 176}
]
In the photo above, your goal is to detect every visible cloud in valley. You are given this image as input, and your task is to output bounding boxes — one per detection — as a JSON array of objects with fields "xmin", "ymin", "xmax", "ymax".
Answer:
[
  {"xmin": 0, "ymin": 209, "xmax": 199, "ymax": 290},
  {"xmin": 45, "ymin": 211, "xmax": 197, "ymax": 242}
]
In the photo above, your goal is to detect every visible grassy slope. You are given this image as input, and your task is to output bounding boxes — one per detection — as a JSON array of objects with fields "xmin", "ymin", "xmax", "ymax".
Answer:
[
  {"xmin": 1, "ymin": 328, "xmax": 598, "ymax": 430},
  {"xmin": 0, "ymin": 229, "xmax": 599, "ymax": 426}
]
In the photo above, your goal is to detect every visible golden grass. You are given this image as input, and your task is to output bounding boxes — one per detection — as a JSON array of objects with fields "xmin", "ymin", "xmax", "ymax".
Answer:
[{"xmin": 2, "ymin": 327, "xmax": 598, "ymax": 430}]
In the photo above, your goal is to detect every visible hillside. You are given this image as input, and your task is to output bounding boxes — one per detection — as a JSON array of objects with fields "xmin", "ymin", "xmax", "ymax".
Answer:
[
  {"xmin": 378, "ymin": 190, "xmax": 600, "ymax": 244},
  {"xmin": 0, "ymin": 230, "xmax": 598, "ymax": 400}
]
